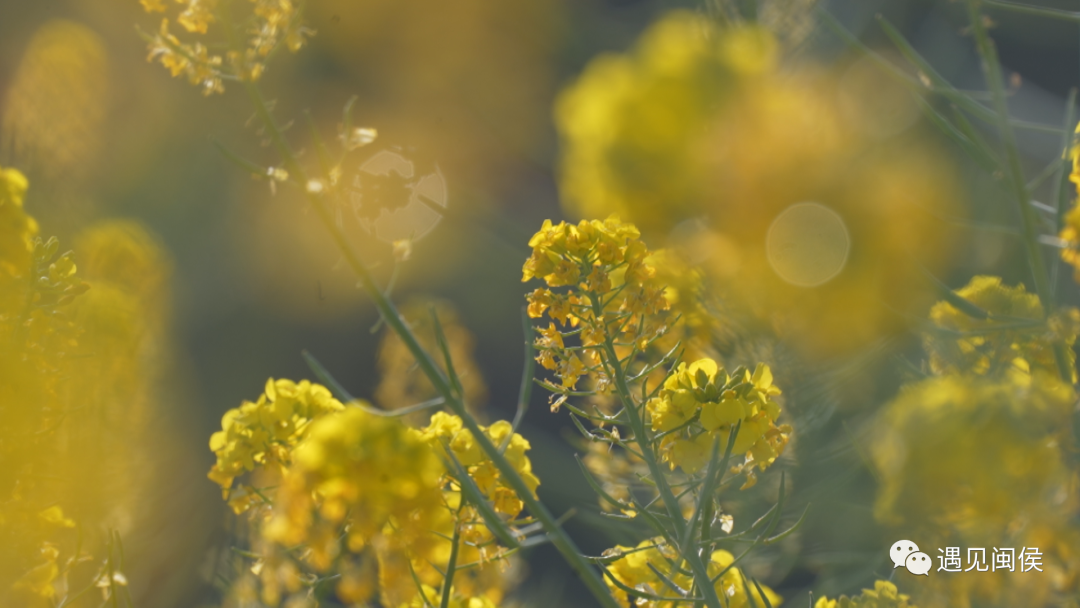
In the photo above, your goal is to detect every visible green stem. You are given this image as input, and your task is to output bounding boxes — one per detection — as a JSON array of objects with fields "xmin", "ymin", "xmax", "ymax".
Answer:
[
  {"xmin": 984, "ymin": 0, "xmax": 1080, "ymax": 22},
  {"xmin": 590, "ymin": 298, "xmax": 723, "ymax": 608},
  {"xmin": 966, "ymin": 0, "xmax": 1073, "ymax": 383},
  {"xmin": 233, "ymin": 48, "xmax": 621, "ymax": 608},
  {"xmin": 439, "ymin": 519, "xmax": 462, "ymax": 608}
]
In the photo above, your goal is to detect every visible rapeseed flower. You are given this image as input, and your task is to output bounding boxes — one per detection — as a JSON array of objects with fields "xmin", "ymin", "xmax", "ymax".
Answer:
[
  {"xmin": 603, "ymin": 538, "xmax": 781, "ymax": 608},
  {"xmin": 646, "ymin": 358, "xmax": 791, "ymax": 488},
  {"xmin": 524, "ymin": 216, "xmax": 669, "ymax": 392},
  {"xmin": 0, "ymin": 167, "xmax": 169, "ymax": 605},
  {"xmin": 140, "ymin": 0, "xmax": 311, "ymax": 93},
  {"xmin": 922, "ymin": 275, "xmax": 1079, "ymax": 380},
  {"xmin": 556, "ymin": 11, "xmax": 962, "ymax": 355},
  {"xmin": 1, "ymin": 21, "xmax": 109, "ymax": 184},
  {"xmin": 420, "ymin": 412, "xmax": 540, "ymax": 519},
  {"xmin": 872, "ymin": 372, "xmax": 1075, "ymax": 535},
  {"xmin": 814, "ymin": 580, "xmax": 916, "ymax": 608},
  {"xmin": 208, "ymin": 378, "xmax": 346, "ymax": 513},
  {"xmin": 264, "ymin": 407, "xmax": 444, "ymax": 585}
]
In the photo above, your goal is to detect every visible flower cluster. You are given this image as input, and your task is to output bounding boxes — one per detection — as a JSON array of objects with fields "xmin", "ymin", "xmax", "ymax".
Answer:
[
  {"xmin": 263, "ymin": 407, "xmax": 445, "ymax": 575},
  {"xmin": 140, "ymin": 0, "xmax": 311, "ymax": 94},
  {"xmin": 207, "ymin": 378, "xmax": 346, "ymax": 512},
  {"xmin": 814, "ymin": 581, "xmax": 917, "ymax": 608},
  {"xmin": 646, "ymin": 358, "xmax": 791, "ymax": 488},
  {"xmin": 923, "ymin": 275, "xmax": 1079, "ymax": 380},
  {"xmin": 1, "ymin": 166, "xmax": 172, "ymax": 605},
  {"xmin": 555, "ymin": 11, "xmax": 963, "ymax": 356},
  {"xmin": 207, "ymin": 379, "xmax": 533, "ymax": 606},
  {"xmin": 420, "ymin": 412, "xmax": 540, "ymax": 519},
  {"xmin": 602, "ymin": 538, "xmax": 781, "ymax": 608},
  {"xmin": 524, "ymin": 216, "xmax": 669, "ymax": 392},
  {"xmin": 871, "ymin": 372, "xmax": 1075, "ymax": 532}
]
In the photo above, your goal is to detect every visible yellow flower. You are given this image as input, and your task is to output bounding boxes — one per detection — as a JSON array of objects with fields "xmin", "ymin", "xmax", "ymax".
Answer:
[
  {"xmin": 556, "ymin": 11, "xmax": 962, "ymax": 356},
  {"xmin": 814, "ymin": 580, "xmax": 916, "ymax": 608},
  {"xmin": 177, "ymin": 0, "xmax": 217, "ymax": 34},
  {"xmin": 524, "ymin": 216, "xmax": 670, "ymax": 391},
  {"xmin": 0, "ymin": 168, "xmax": 172, "ymax": 603},
  {"xmin": 0, "ymin": 166, "xmax": 36, "ymax": 292},
  {"xmin": 420, "ymin": 412, "xmax": 540, "ymax": 518},
  {"xmin": 207, "ymin": 378, "xmax": 346, "ymax": 510},
  {"xmin": 141, "ymin": 0, "xmax": 311, "ymax": 91},
  {"xmin": 264, "ymin": 407, "xmax": 445, "ymax": 565},
  {"xmin": 923, "ymin": 275, "xmax": 1078, "ymax": 380},
  {"xmin": 648, "ymin": 359, "xmax": 790, "ymax": 487},
  {"xmin": 872, "ymin": 373, "xmax": 1075, "ymax": 532},
  {"xmin": 603, "ymin": 538, "xmax": 782, "ymax": 608}
]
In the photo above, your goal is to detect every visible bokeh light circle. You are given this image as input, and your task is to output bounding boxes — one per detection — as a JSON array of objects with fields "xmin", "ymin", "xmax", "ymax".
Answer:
[{"xmin": 765, "ymin": 201, "xmax": 851, "ymax": 287}]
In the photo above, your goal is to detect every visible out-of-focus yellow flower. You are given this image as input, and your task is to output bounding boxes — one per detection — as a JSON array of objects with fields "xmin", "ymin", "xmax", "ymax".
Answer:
[
  {"xmin": 556, "ymin": 11, "xmax": 962, "ymax": 356},
  {"xmin": 647, "ymin": 358, "xmax": 790, "ymax": 488},
  {"xmin": 1059, "ymin": 122, "xmax": 1080, "ymax": 281},
  {"xmin": 923, "ymin": 275, "xmax": 1078, "ymax": 380},
  {"xmin": 648, "ymin": 247, "xmax": 723, "ymax": 361},
  {"xmin": 2, "ymin": 21, "xmax": 109, "ymax": 183},
  {"xmin": 263, "ymin": 407, "xmax": 446, "ymax": 601},
  {"xmin": 402, "ymin": 585, "xmax": 498, "ymax": 608},
  {"xmin": 872, "ymin": 371, "xmax": 1080, "ymax": 607},
  {"xmin": 207, "ymin": 378, "xmax": 345, "ymax": 511},
  {"xmin": 872, "ymin": 373, "xmax": 1075, "ymax": 533},
  {"xmin": 814, "ymin": 580, "xmax": 916, "ymax": 608},
  {"xmin": 376, "ymin": 298, "xmax": 487, "ymax": 418},
  {"xmin": 0, "ymin": 166, "xmax": 36, "ymax": 295},
  {"xmin": 603, "ymin": 538, "xmax": 782, "ymax": 608},
  {"xmin": 0, "ymin": 168, "xmax": 165, "ymax": 604}
]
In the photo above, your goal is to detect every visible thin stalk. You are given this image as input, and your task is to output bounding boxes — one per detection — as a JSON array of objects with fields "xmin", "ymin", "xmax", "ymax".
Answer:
[
  {"xmin": 590, "ymin": 298, "xmax": 723, "ymax": 608},
  {"xmin": 439, "ymin": 519, "xmax": 462, "ymax": 608},
  {"xmin": 966, "ymin": 0, "xmax": 1073, "ymax": 383},
  {"xmin": 985, "ymin": 0, "xmax": 1080, "ymax": 22}
]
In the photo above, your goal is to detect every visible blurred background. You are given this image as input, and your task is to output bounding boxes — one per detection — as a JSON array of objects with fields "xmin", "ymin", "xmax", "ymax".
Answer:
[{"xmin": 1, "ymin": 0, "xmax": 1078, "ymax": 606}]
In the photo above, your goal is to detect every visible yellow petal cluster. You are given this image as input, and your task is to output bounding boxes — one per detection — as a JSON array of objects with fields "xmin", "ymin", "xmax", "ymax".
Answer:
[
  {"xmin": 1, "ymin": 167, "xmax": 168, "ymax": 603},
  {"xmin": 207, "ymin": 378, "xmax": 345, "ymax": 510},
  {"xmin": 872, "ymin": 373, "xmax": 1075, "ymax": 532},
  {"xmin": 0, "ymin": 166, "xmax": 36, "ymax": 292},
  {"xmin": 603, "ymin": 538, "xmax": 782, "ymax": 608},
  {"xmin": 420, "ymin": 412, "xmax": 540, "ymax": 519},
  {"xmin": 524, "ymin": 216, "xmax": 669, "ymax": 391},
  {"xmin": 924, "ymin": 275, "xmax": 1078, "ymax": 380},
  {"xmin": 373, "ymin": 412, "xmax": 537, "ymax": 607},
  {"xmin": 403, "ymin": 586, "xmax": 497, "ymax": 608},
  {"xmin": 814, "ymin": 581, "xmax": 916, "ymax": 608},
  {"xmin": 140, "ymin": 0, "xmax": 311, "ymax": 93},
  {"xmin": 263, "ymin": 407, "xmax": 445, "ymax": 571},
  {"xmin": 647, "ymin": 358, "xmax": 790, "ymax": 487}
]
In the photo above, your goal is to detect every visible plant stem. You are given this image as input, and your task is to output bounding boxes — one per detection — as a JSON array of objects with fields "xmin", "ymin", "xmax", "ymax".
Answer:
[
  {"xmin": 966, "ymin": 0, "xmax": 1073, "ymax": 383},
  {"xmin": 591, "ymin": 298, "xmax": 723, "ymax": 608},
  {"xmin": 439, "ymin": 520, "xmax": 461, "ymax": 608}
]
